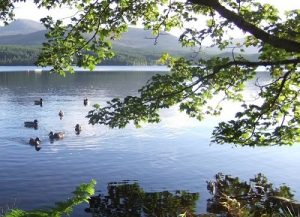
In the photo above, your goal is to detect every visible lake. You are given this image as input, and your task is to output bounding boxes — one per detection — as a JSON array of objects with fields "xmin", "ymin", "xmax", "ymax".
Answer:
[{"xmin": 0, "ymin": 66, "xmax": 299, "ymax": 216}]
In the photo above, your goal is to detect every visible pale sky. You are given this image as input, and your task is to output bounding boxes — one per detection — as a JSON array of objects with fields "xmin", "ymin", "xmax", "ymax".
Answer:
[
  {"xmin": 14, "ymin": 0, "xmax": 300, "ymax": 22},
  {"xmin": 14, "ymin": 1, "xmax": 75, "ymax": 22}
]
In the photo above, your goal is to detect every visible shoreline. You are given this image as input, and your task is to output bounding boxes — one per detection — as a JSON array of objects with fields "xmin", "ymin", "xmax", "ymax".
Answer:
[{"xmin": 0, "ymin": 65, "xmax": 170, "ymax": 72}]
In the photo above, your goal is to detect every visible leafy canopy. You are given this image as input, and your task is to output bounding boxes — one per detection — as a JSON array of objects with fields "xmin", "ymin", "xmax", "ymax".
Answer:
[
  {"xmin": 2, "ymin": 0, "xmax": 300, "ymax": 146},
  {"xmin": 207, "ymin": 173, "xmax": 299, "ymax": 216}
]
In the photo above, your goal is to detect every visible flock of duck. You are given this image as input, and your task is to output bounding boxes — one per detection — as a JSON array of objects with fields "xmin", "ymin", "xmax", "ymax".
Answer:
[{"xmin": 24, "ymin": 97, "xmax": 89, "ymax": 151}]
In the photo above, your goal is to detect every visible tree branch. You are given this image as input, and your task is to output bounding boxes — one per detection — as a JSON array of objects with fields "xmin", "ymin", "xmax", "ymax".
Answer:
[
  {"xmin": 213, "ymin": 58, "xmax": 300, "ymax": 73},
  {"xmin": 189, "ymin": 0, "xmax": 300, "ymax": 53}
]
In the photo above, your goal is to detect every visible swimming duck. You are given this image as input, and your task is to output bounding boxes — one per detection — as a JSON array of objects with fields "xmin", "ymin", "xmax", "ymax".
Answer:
[
  {"xmin": 75, "ymin": 124, "xmax": 82, "ymax": 134},
  {"xmin": 34, "ymin": 98, "xmax": 43, "ymax": 106},
  {"xmin": 49, "ymin": 131, "xmax": 65, "ymax": 140},
  {"xmin": 29, "ymin": 137, "xmax": 41, "ymax": 151},
  {"xmin": 58, "ymin": 110, "xmax": 64, "ymax": 120},
  {"xmin": 29, "ymin": 137, "xmax": 41, "ymax": 146},
  {"xmin": 24, "ymin": 119, "xmax": 38, "ymax": 129},
  {"xmin": 84, "ymin": 98, "xmax": 88, "ymax": 106}
]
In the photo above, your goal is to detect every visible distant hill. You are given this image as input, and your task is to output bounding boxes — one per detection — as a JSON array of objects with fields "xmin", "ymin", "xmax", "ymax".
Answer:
[
  {"xmin": 0, "ymin": 20, "xmax": 191, "ymax": 55},
  {"xmin": 113, "ymin": 28, "xmax": 191, "ymax": 54},
  {"xmin": 0, "ymin": 19, "xmax": 258, "ymax": 65},
  {"xmin": 203, "ymin": 38, "xmax": 258, "ymax": 55},
  {"xmin": 0, "ymin": 30, "xmax": 46, "ymax": 45},
  {"xmin": 0, "ymin": 19, "xmax": 45, "ymax": 36}
]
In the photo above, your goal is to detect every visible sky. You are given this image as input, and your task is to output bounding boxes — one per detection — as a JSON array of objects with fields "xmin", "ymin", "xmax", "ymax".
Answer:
[
  {"xmin": 12, "ymin": 0, "xmax": 300, "ymax": 42},
  {"xmin": 14, "ymin": 0, "xmax": 300, "ymax": 22},
  {"xmin": 14, "ymin": 1, "xmax": 75, "ymax": 22}
]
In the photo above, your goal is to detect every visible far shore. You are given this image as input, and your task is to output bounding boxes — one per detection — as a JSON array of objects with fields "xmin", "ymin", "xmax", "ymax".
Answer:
[{"xmin": 0, "ymin": 65, "xmax": 170, "ymax": 72}]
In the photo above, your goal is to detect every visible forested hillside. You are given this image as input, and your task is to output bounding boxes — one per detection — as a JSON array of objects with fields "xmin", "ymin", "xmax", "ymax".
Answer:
[
  {"xmin": 0, "ymin": 45, "xmax": 181, "ymax": 65},
  {"xmin": 0, "ymin": 19, "xmax": 194, "ymax": 65},
  {"xmin": 0, "ymin": 45, "xmax": 40, "ymax": 65},
  {"xmin": 0, "ymin": 19, "xmax": 258, "ymax": 66}
]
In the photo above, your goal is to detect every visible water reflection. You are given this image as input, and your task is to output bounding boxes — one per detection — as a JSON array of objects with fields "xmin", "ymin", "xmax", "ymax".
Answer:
[
  {"xmin": 84, "ymin": 174, "xmax": 299, "ymax": 217},
  {"xmin": 0, "ymin": 70, "xmax": 163, "ymax": 98},
  {"xmin": 85, "ymin": 181, "xmax": 199, "ymax": 217},
  {"xmin": 207, "ymin": 173, "xmax": 300, "ymax": 216},
  {"xmin": 1, "ymin": 69, "xmax": 300, "ymax": 215}
]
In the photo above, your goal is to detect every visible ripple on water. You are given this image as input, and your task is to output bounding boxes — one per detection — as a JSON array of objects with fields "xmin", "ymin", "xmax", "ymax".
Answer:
[{"xmin": 1, "ymin": 70, "xmax": 300, "ymax": 216}]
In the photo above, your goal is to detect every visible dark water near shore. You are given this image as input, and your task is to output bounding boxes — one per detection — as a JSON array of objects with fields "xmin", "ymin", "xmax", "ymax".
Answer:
[{"xmin": 0, "ymin": 67, "xmax": 299, "ymax": 216}]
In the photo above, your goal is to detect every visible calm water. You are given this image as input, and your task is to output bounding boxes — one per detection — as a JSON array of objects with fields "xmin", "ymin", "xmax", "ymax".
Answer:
[{"xmin": 0, "ymin": 67, "xmax": 300, "ymax": 215}]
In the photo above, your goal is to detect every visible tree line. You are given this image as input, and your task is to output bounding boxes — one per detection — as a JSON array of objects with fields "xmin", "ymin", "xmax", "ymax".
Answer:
[{"xmin": 0, "ymin": 45, "xmax": 164, "ymax": 66}]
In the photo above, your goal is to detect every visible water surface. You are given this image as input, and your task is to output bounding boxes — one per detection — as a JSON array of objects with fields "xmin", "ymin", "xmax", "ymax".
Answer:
[{"xmin": 0, "ymin": 68, "xmax": 299, "ymax": 215}]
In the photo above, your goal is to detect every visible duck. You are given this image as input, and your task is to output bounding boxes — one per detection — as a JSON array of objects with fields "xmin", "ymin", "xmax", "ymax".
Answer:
[
  {"xmin": 49, "ymin": 131, "xmax": 65, "ymax": 140},
  {"xmin": 29, "ymin": 137, "xmax": 41, "ymax": 151},
  {"xmin": 75, "ymin": 124, "xmax": 82, "ymax": 134},
  {"xmin": 29, "ymin": 137, "xmax": 41, "ymax": 146},
  {"xmin": 58, "ymin": 110, "xmax": 64, "ymax": 120},
  {"xmin": 34, "ymin": 98, "xmax": 43, "ymax": 106},
  {"xmin": 83, "ymin": 98, "xmax": 88, "ymax": 106},
  {"xmin": 24, "ymin": 119, "xmax": 38, "ymax": 129}
]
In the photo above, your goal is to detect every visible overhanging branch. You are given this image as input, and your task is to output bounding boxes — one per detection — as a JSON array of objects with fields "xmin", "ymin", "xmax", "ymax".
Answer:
[
  {"xmin": 213, "ymin": 58, "xmax": 300, "ymax": 73},
  {"xmin": 189, "ymin": 0, "xmax": 300, "ymax": 53}
]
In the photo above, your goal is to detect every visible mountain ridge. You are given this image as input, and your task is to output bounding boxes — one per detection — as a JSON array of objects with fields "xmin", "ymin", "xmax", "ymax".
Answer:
[
  {"xmin": 0, "ymin": 19, "xmax": 45, "ymax": 36},
  {"xmin": 0, "ymin": 19, "xmax": 190, "ymax": 54},
  {"xmin": 0, "ymin": 19, "xmax": 258, "ymax": 65}
]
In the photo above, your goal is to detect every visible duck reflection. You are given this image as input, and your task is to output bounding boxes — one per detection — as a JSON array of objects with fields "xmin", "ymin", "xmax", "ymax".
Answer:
[{"xmin": 85, "ymin": 181, "xmax": 199, "ymax": 217}]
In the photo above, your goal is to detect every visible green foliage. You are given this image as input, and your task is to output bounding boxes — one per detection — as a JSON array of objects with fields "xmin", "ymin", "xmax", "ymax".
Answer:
[
  {"xmin": 1, "ymin": 0, "xmax": 300, "ymax": 146},
  {"xmin": 2, "ymin": 176, "xmax": 299, "ymax": 217},
  {"xmin": 207, "ymin": 173, "xmax": 299, "ymax": 216},
  {"xmin": 3, "ymin": 179, "xmax": 96, "ymax": 217},
  {"xmin": 83, "ymin": 0, "xmax": 300, "ymax": 146},
  {"xmin": 85, "ymin": 180, "xmax": 199, "ymax": 216}
]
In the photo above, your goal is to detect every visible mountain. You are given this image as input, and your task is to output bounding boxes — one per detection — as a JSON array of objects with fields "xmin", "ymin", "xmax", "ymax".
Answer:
[
  {"xmin": 0, "ymin": 19, "xmax": 258, "ymax": 65},
  {"xmin": 0, "ymin": 30, "xmax": 46, "ymax": 45},
  {"xmin": 202, "ymin": 38, "xmax": 258, "ymax": 55},
  {"xmin": 0, "ymin": 19, "xmax": 45, "ymax": 36},
  {"xmin": 0, "ymin": 20, "xmax": 191, "ymax": 65},
  {"xmin": 0, "ymin": 20, "xmax": 190, "ymax": 56},
  {"xmin": 113, "ymin": 28, "xmax": 190, "ymax": 54}
]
